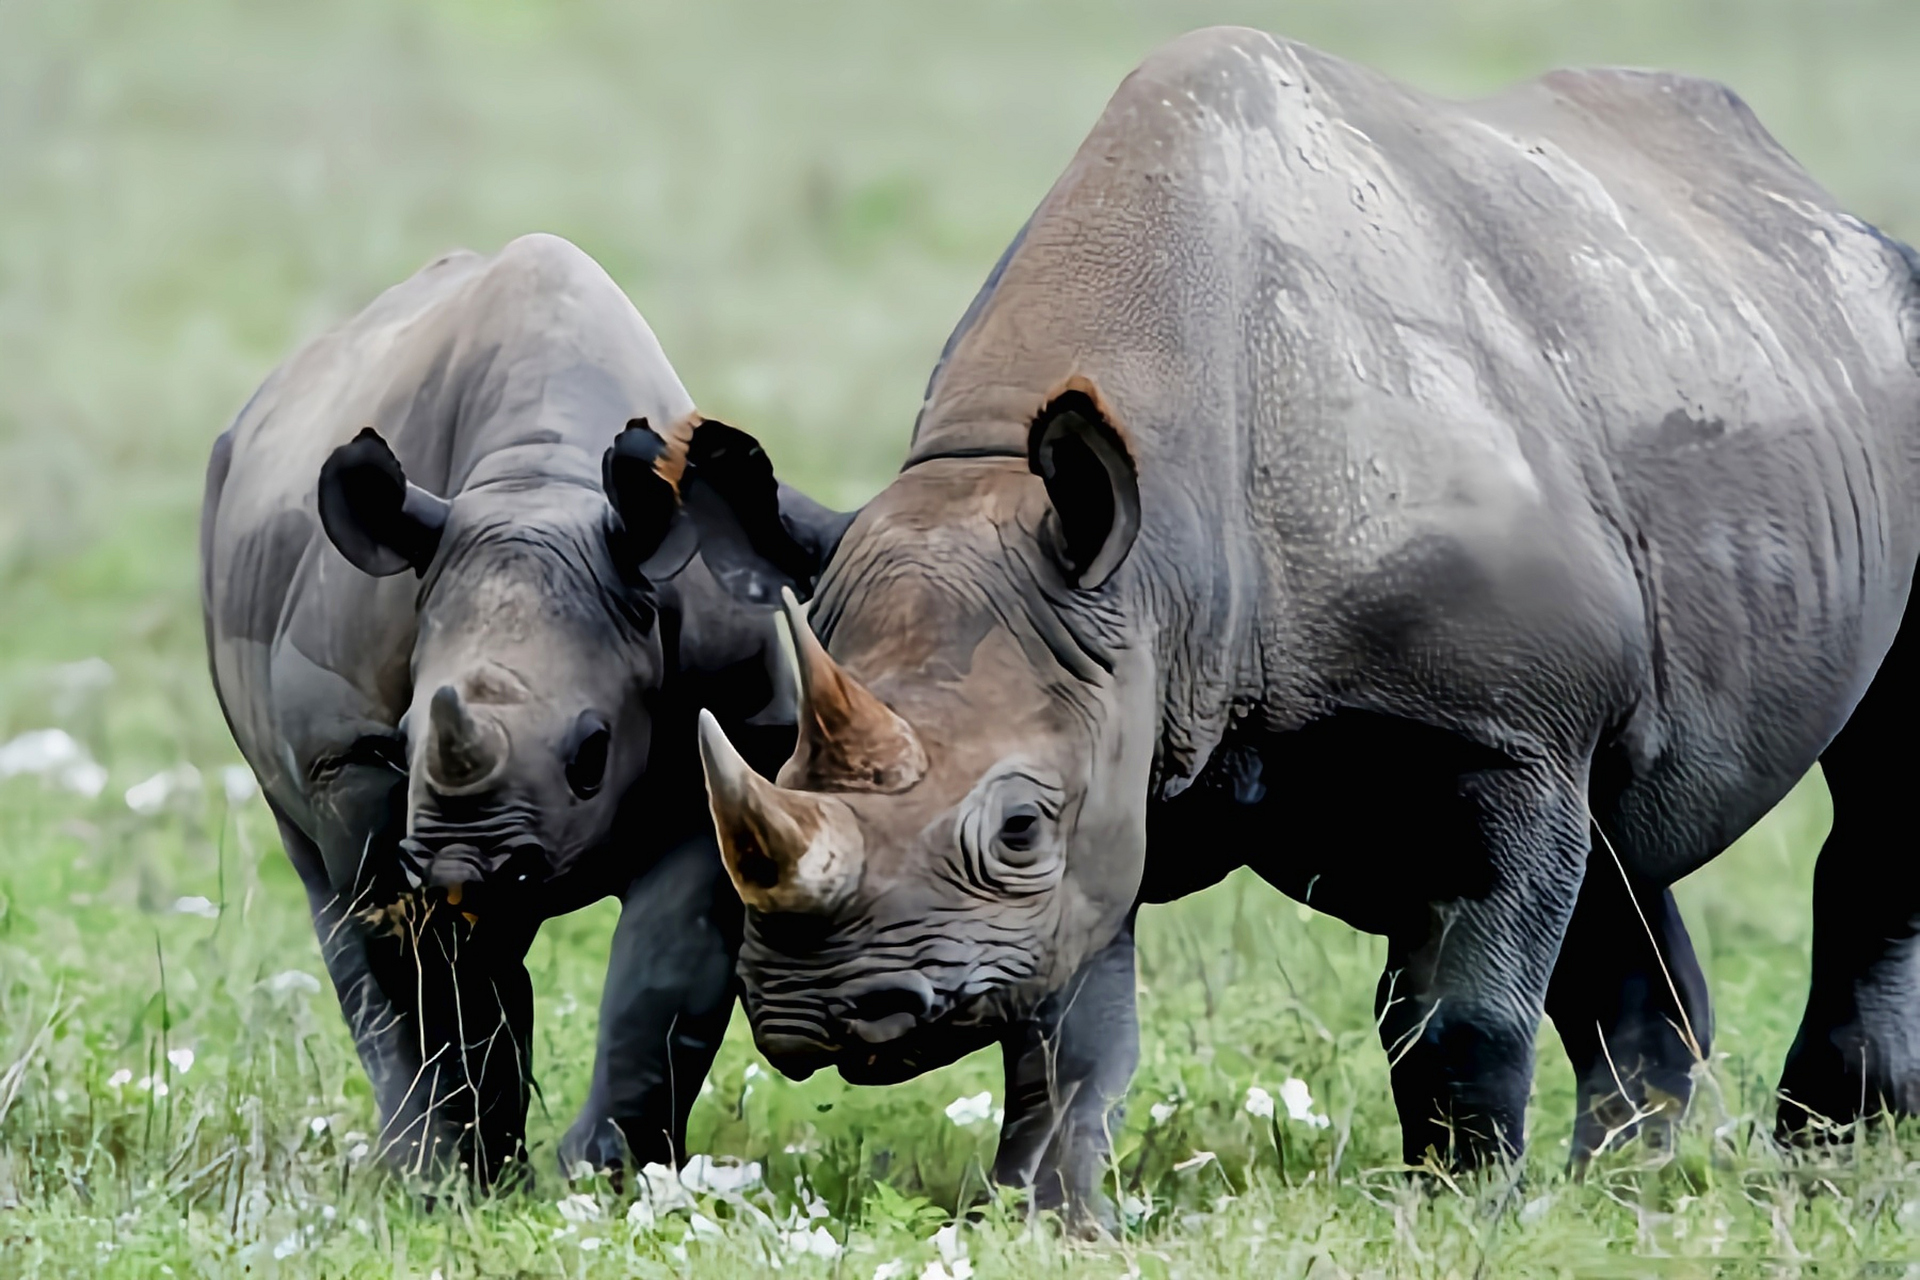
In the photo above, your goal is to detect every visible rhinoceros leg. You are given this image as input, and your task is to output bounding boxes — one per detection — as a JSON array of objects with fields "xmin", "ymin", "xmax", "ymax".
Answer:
[
  {"xmin": 991, "ymin": 921, "xmax": 1138, "ymax": 1230},
  {"xmin": 1375, "ymin": 762, "xmax": 1588, "ymax": 1171},
  {"xmin": 273, "ymin": 796, "xmax": 535, "ymax": 1189},
  {"xmin": 1545, "ymin": 867, "xmax": 1710, "ymax": 1164},
  {"xmin": 560, "ymin": 833, "xmax": 741, "ymax": 1179},
  {"xmin": 1780, "ymin": 616, "xmax": 1920, "ymax": 1139}
]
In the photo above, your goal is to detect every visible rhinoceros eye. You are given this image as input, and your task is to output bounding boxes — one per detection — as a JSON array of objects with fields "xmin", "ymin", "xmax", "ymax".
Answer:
[
  {"xmin": 565, "ymin": 711, "xmax": 610, "ymax": 799},
  {"xmin": 995, "ymin": 803, "xmax": 1045, "ymax": 864}
]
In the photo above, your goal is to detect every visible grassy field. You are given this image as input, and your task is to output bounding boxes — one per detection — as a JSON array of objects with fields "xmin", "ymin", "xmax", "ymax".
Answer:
[{"xmin": 5, "ymin": 0, "xmax": 1920, "ymax": 1274}]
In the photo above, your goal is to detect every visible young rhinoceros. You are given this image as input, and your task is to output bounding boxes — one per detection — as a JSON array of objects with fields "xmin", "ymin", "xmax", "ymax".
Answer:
[
  {"xmin": 202, "ymin": 233, "xmax": 847, "ymax": 1184},
  {"xmin": 695, "ymin": 28, "xmax": 1920, "ymax": 1223}
]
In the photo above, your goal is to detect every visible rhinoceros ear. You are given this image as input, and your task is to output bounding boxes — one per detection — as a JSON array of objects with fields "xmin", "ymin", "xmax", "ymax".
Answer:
[
  {"xmin": 1028, "ymin": 383, "xmax": 1140, "ymax": 589},
  {"xmin": 679, "ymin": 420, "xmax": 855, "ymax": 603},
  {"xmin": 603, "ymin": 418, "xmax": 698, "ymax": 581},
  {"xmin": 318, "ymin": 428, "xmax": 451, "ymax": 577}
]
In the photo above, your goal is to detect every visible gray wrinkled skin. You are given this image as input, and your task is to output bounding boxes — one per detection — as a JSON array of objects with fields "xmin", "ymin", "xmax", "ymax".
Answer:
[
  {"xmin": 719, "ymin": 29, "xmax": 1920, "ymax": 1219},
  {"xmin": 203, "ymin": 234, "xmax": 832, "ymax": 1185}
]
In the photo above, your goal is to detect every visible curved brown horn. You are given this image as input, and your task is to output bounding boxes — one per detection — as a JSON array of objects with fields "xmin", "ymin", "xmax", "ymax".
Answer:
[
  {"xmin": 776, "ymin": 587, "xmax": 928, "ymax": 793},
  {"xmin": 425, "ymin": 685, "xmax": 506, "ymax": 793},
  {"xmin": 698, "ymin": 709, "xmax": 863, "ymax": 913}
]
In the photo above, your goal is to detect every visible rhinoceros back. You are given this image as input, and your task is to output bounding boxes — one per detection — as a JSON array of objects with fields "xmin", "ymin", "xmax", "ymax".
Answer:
[{"xmin": 900, "ymin": 27, "xmax": 1920, "ymax": 836}]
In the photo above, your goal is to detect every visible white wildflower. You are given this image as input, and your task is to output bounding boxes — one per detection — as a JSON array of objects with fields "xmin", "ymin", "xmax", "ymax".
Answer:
[
  {"xmin": 579, "ymin": 1237, "xmax": 604, "ymax": 1251},
  {"xmin": 221, "ymin": 765, "xmax": 258, "ymax": 806},
  {"xmin": 931, "ymin": 1221, "xmax": 964, "ymax": 1262},
  {"xmin": 637, "ymin": 1162, "xmax": 693, "ymax": 1213},
  {"xmin": 166, "ymin": 1047, "xmax": 194, "ymax": 1074},
  {"xmin": 106, "ymin": 1068, "xmax": 132, "ymax": 1088},
  {"xmin": 1244, "ymin": 1086, "xmax": 1275, "ymax": 1120},
  {"xmin": 137, "ymin": 1076, "xmax": 169, "ymax": 1098},
  {"xmin": 264, "ymin": 970, "xmax": 322, "ymax": 996},
  {"xmin": 925, "ymin": 1222, "xmax": 974, "ymax": 1280},
  {"xmin": 944, "ymin": 1091, "xmax": 994, "ymax": 1127},
  {"xmin": 0, "ymin": 728, "xmax": 107, "ymax": 797},
  {"xmin": 557, "ymin": 1193, "xmax": 601, "ymax": 1224},
  {"xmin": 1172, "ymin": 1150, "xmax": 1217, "ymax": 1172},
  {"xmin": 679, "ymin": 1153, "xmax": 761, "ymax": 1196},
  {"xmin": 1150, "ymin": 1100, "xmax": 1177, "ymax": 1125},
  {"xmin": 272, "ymin": 1231, "xmax": 302, "ymax": 1259},
  {"xmin": 0, "ymin": 729, "xmax": 79, "ymax": 776},
  {"xmin": 781, "ymin": 1225, "xmax": 841, "ymax": 1259},
  {"xmin": 125, "ymin": 764, "xmax": 201, "ymax": 815},
  {"xmin": 172, "ymin": 896, "xmax": 219, "ymax": 919},
  {"xmin": 66, "ymin": 760, "xmax": 108, "ymax": 797},
  {"xmin": 873, "ymin": 1263, "xmax": 907, "ymax": 1280},
  {"xmin": 308, "ymin": 1116, "xmax": 328, "ymax": 1135},
  {"xmin": 1278, "ymin": 1077, "xmax": 1330, "ymax": 1129}
]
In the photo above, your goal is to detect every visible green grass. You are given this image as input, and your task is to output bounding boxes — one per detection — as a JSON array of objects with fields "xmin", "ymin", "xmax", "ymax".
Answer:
[{"xmin": 4, "ymin": 0, "xmax": 1920, "ymax": 1274}]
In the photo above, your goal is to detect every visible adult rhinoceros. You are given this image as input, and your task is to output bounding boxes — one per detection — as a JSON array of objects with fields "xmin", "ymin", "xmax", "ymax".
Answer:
[
  {"xmin": 695, "ymin": 28, "xmax": 1920, "ymax": 1216},
  {"xmin": 203, "ymin": 233, "xmax": 847, "ymax": 1184}
]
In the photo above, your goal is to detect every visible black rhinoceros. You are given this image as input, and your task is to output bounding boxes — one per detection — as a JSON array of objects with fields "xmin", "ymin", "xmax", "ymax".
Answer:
[
  {"xmin": 694, "ymin": 28, "xmax": 1920, "ymax": 1216},
  {"xmin": 202, "ymin": 233, "xmax": 847, "ymax": 1184}
]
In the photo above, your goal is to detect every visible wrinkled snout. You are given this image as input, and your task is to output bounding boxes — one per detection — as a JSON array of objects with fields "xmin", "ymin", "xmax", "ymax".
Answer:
[
  {"xmin": 424, "ymin": 842, "xmax": 487, "ymax": 898},
  {"xmin": 747, "ymin": 983, "xmax": 950, "ymax": 1086},
  {"xmin": 737, "ymin": 922, "xmax": 997, "ymax": 1085},
  {"xmin": 833, "ymin": 970, "xmax": 938, "ymax": 1045},
  {"xmin": 399, "ymin": 835, "xmax": 546, "ymax": 921}
]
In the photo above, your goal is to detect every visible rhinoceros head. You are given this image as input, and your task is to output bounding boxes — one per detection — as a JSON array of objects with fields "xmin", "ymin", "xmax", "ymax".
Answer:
[
  {"xmin": 697, "ymin": 383, "xmax": 1156, "ymax": 1083},
  {"xmin": 317, "ymin": 417, "xmax": 833, "ymax": 921}
]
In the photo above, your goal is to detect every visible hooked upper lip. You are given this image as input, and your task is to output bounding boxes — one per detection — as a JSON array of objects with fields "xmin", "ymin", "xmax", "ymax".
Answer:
[
  {"xmin": 746, "ymin": 970, "xmax": 998, "ymax": 1086},
  {"xmin": 832, "ymin": 970, "xmax": 938, "ymax": 1043},
  {"xmin": 396, "ymin": 833, "xmax": 551, "ymax": 922}
]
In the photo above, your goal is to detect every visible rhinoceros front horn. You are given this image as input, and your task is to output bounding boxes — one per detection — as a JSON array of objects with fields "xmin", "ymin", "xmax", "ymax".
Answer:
[
  {"xmin": 425, "ymin": 684, "xmax": 506, "ymax": 793},
  {"xmin": 776, "ymin": 587, "xmax": 927, "ymax": 793},
  {"xmin": 698, "ymin": 709, "xmax": 863, "ymax": 914}
]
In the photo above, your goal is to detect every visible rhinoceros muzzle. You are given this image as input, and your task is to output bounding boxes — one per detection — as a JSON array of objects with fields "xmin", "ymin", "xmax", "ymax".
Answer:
[
  {"xmin": 398, "ymin": 833, "xmax": 546, "ymax": 920},
  {"xmin": 744, "ymin": 964, "xmax": 1000, "ymax": 1087},
  {"xmin": 830, "ymin": 970, "xmax": 938, "ymax": 1044}
]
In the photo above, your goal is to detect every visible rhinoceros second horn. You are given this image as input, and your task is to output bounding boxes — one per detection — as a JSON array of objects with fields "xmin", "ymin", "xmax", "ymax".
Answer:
[{"xmin": 776, "ymin": 586, "xmax": 927, "ymax": 794}]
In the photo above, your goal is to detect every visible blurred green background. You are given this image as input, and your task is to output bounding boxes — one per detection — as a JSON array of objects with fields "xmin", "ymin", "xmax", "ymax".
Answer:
[{"xmin": 4, "ymin": 0, "xmax": 1920, "ymax": 1273}]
